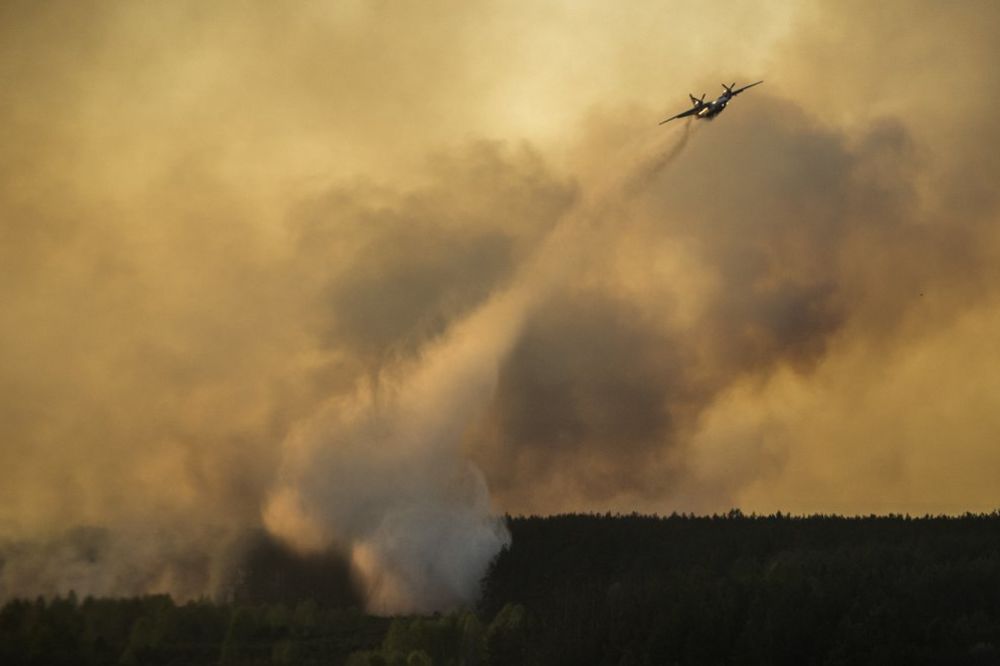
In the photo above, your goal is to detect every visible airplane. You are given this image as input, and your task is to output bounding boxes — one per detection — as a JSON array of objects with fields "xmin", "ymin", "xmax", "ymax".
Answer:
[{"xmin": 659, "ymin": 80, "xmax": 763, "ymax": 124}]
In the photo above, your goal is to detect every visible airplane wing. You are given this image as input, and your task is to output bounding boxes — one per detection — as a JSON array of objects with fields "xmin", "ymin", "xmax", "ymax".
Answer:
[
  {"xmin": 730, "ymin": 80, "xmax": 763, "ymax": 96},
  {"xmin": 658, "ymin": 107, "xmax": 699, "ymax": 125}
]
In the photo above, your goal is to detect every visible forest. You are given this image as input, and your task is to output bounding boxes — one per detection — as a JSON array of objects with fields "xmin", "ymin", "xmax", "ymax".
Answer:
[{"xmin": 4, "ymin": 512, "xmax": 1000, "ymax": 665}]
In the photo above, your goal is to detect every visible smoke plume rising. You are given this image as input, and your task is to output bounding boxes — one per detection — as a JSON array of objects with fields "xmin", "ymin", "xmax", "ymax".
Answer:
[
  {"xmin": 2, "ymin": 0, "xmax": 1000, "ymax": 611},
  {"xmin": 262, "ymin": 122, "xmax": 696, "ymax": 612}
]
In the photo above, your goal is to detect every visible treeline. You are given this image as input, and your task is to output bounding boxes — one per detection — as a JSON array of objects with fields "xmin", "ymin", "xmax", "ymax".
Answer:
[
  {"xmin": 0, "ymin": 592, "xmax": 533, "ymax": 666},
  {"xmin": 0, "ymin": 594, "xmax": 388, "ymax": 666},
  {"xmin": 5, "ymin": 512, "xmax": 1000, "ymax": 665},
  {"xmin": 481, "ymin": 512, "xmax": 1000, "ymax": 665}
]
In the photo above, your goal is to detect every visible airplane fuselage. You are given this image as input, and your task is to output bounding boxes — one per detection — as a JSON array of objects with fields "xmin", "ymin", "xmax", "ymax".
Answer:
[
  {"xmin": 696, "ymin": 92, "xmax": 735, "ymax": 119},
  {"xmin": 696, "ymin": 101, "xmax": 727, "ymax": 118}
]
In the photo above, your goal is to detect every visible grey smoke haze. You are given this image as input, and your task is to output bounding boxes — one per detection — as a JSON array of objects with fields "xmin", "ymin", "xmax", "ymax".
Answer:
[
  {"xmin": 263, "ymin": 125, "xmax": 697, "ymax": 612},
  {"xmin": 3, "ymin": 0, "xmax": 1000, "ymax": 612}
]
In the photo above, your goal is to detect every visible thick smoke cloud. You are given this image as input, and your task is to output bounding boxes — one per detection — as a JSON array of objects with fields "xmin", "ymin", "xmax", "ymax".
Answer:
[
  {"xmin": 475, "ymin": 103, "xmax": 932, "ymax": 513},
  {"xmin": 263, "ymin": 121, "xmax": 696, "ymax": 612},
  {"xmin": 2, "ymin": 0, "xmax": 1000, "ymax": 610}
]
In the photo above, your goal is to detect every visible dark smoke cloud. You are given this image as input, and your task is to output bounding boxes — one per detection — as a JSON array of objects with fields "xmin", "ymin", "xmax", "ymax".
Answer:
[
  {"xmin": 469, "ymin": 100, "xmax": 933, "ymax": 513},
  {"xmin": 474, "ymin": 290, "xmax": 696, "ymax": 503},
  {"xmin": 297, "ymin": 143, "xmax": 575, "ymax": 371}
]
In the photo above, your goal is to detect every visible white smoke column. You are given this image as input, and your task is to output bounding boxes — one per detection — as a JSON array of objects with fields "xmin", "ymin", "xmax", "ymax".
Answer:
[{"xmin": 263, "ymin": 122, "xmax": 697, "ymax": 613}]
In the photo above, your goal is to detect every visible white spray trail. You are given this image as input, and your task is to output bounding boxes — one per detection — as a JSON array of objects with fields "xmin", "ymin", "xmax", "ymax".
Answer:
[{"xmin": 263, "ymin": 121, "xmax": 697, "ymax": 613}]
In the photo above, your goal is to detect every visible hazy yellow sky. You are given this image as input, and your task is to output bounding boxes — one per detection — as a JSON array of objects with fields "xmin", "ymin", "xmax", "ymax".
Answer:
[{"xmin": 2, "ymin": 0, "xmax": 1000, "ymax": 605}]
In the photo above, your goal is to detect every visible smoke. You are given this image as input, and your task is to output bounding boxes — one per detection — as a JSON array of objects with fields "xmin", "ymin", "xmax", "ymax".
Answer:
[
  {"xmin": 0, "ymin": 526, "xmax": 227, "ymax": 602},
  {"xmin": 2, "ymin": 0, "xmax": 1000, "ymax": 612},
  {"xmin": 263, "ymin": 124, "xmax": 696, "ymax": 612}
]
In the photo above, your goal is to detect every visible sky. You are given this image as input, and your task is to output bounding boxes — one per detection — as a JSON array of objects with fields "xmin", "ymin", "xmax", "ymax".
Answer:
[{"xmin": 2, "ymin": 0, "xmax": 1000, "ymax": 611}]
